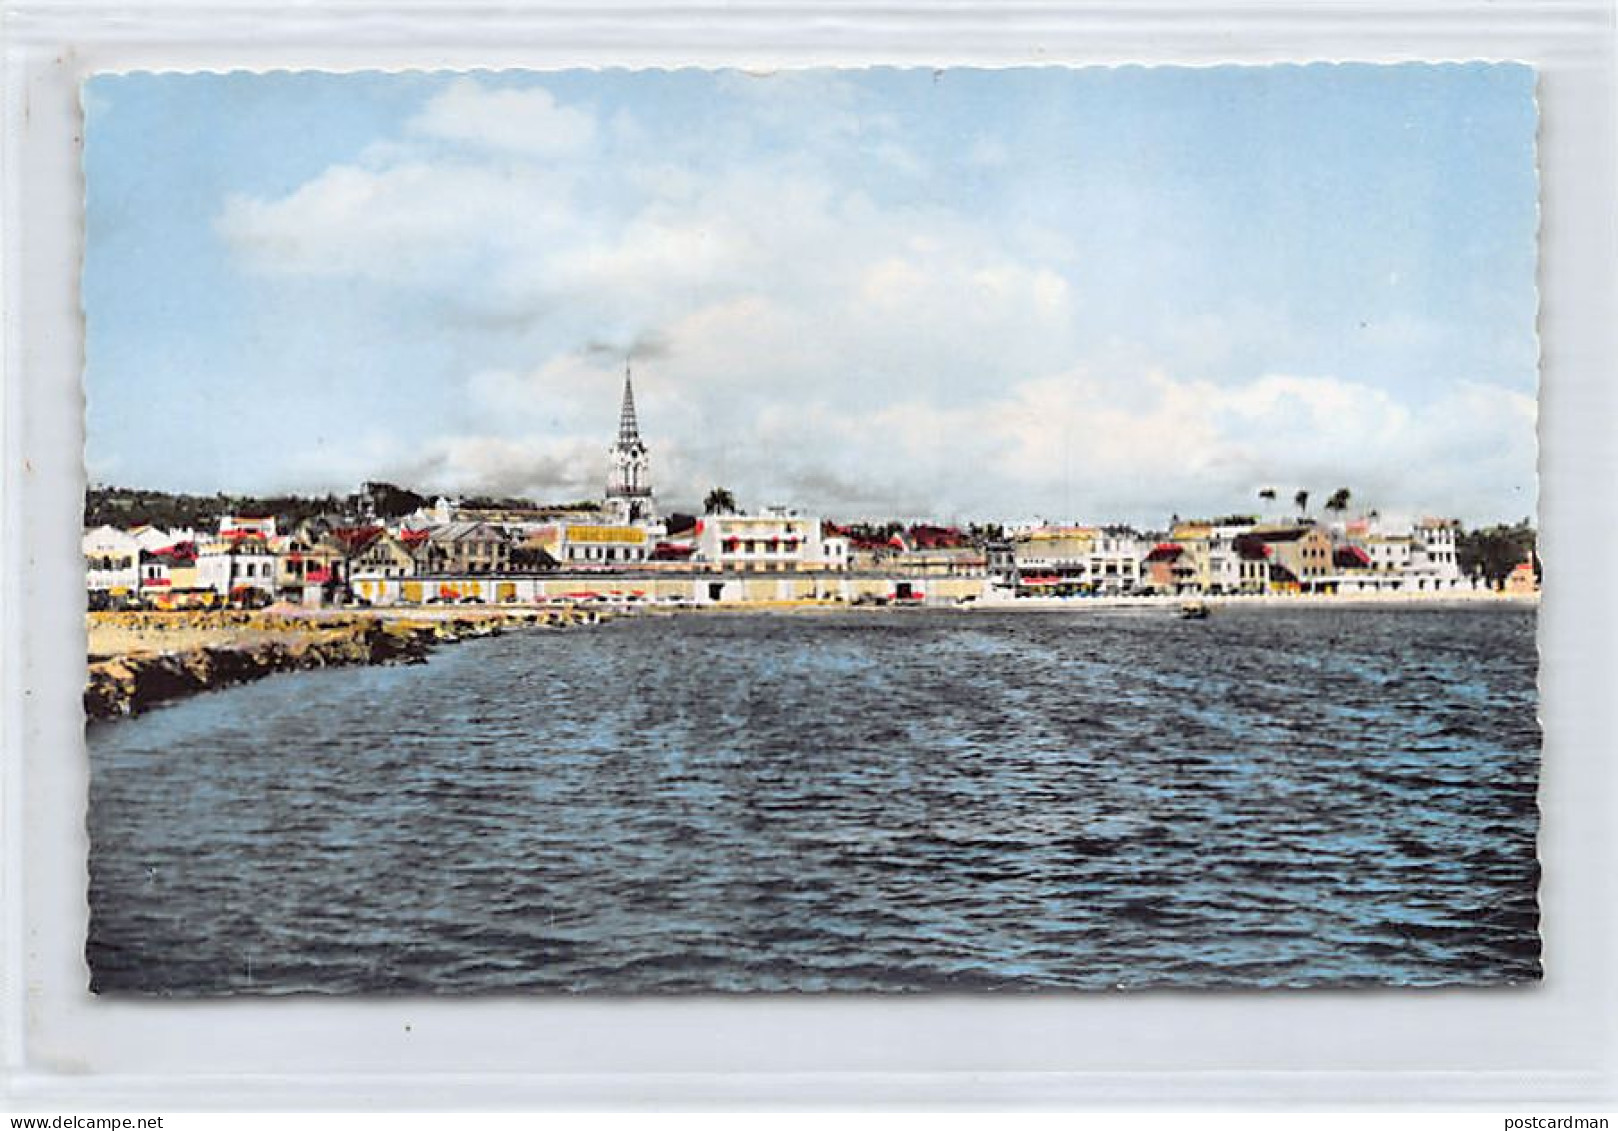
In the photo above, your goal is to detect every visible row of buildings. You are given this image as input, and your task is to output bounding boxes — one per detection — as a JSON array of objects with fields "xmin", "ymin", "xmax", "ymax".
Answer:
[
  {"xmin": 1004, "ymin": 516, "xmax": 1472, "ymax": 596},
  {"xmin": 83, "ymin": 369, "xmax": 1531, "ymax": 609}
]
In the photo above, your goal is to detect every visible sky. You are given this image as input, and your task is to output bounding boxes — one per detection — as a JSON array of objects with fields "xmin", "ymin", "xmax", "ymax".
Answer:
[{"xmin": 82, "ymin": 64, "xmax": 1540, "ymax": 527}]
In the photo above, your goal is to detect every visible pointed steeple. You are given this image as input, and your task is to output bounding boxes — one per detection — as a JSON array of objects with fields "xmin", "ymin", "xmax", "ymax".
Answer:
[
  {"xmin": 617, "ymin": 363, "xmax": 641, "ymax": 446},
  {"xmin": 605, "ymin": 359, "xmax": 655, "ymax": 523}
]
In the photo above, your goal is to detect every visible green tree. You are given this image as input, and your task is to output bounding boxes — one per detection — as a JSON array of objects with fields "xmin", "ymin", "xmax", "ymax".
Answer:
[
  {"xmin": 360, "ymin": 481, "xmax": 429, "ymax": 520},
  {"xmin": 703, "ymin": 487, "xmax": 738, "ymax": 515},
  {"xmin": 1458, "ymin": 521, "xmax": 1537, "ymax": 588},
  {"xmin": 1325, "ymin": 487, "xmax": 1351, "ymax": 519}
]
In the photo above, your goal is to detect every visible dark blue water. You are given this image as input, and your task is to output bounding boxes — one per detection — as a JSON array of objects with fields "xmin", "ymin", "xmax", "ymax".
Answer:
[{"xmin": 87, "ymin": 606, "xmax": 1541, "ymax": 993}]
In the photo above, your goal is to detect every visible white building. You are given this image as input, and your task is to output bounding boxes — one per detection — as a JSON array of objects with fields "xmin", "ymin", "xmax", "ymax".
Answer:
[
  {"xmin": 1408, "ymin": 518, "xmax": 1463, "ymax": 588},
  {"xmin": 196, "ymin": 536, "xmax": 278, "ymax": 599},
  {"xmin": 1206, "ymin": 523, "xmax": 1256, "ymax": 594},
  {"xmin": 83, "ymin": 525, "xmax": 141, "ymax": 596},
  {"xmin": 820, "ymin": 532, "xmax": 851, "ymax": 571},
  {"xmin": 1088, "ymin": 532, "xmax": 1146, "ymax": 594},
  {"xmin": 555, "ymin": 521, "xmax": 662, "ymax": 568},
  {"xmin": 219, "ymin": 515, "xmax": 278, "ymax": 539},
  {"xmin": 1363, "ymin": 534, "xmax": 1413, "ymax": 574},
  {"xmin": 696, "ymin": 509, "xmax": 845, "ymax": 573},
  {"xmin": 1011, "ymin": 526, "xmax": 1097, "ymax": 584},
  {"xmin": 130, "ymin": 525, "xmax": 197, "ymax": 553}
]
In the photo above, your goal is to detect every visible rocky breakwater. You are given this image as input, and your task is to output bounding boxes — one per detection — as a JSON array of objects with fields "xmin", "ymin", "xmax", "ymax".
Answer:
[{"xmin": 85, "ymin": 608, "xmax": 590, "ymax": 721}]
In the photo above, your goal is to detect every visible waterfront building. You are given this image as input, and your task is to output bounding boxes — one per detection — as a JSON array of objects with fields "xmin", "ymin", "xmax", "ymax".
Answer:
[
  {"xmin": 887, "ymin": 544, "xmax": 988, "ymax": 579},
  {"xmin": 1205, "ymin": 521, "xmax": 1257, "ymax": 594},
  {"xmin": 1408, "ymin": 518, "xmax": 1463, "ymax": 589},
  {"xmin": 325, "ymin": 525, "xmax": 388, "ymax": 571},
  {"xmin": 420, "ymin": 522, "xmax": 511, "ymax": 575},
  {"xmin": 1320, "ymin": 544, "xmax": 1393, "ymax": 594},
  {"xmin": 696, "ymin": 508, "xmax": 842, "ymax": 573},
  {"xmin": 196, "ymin": 534, "xmax": 278, "ymax": 601},
  {"xmin": 1362, "ymin": 532, "xmax": 1414, "ymax": 575},
  {"xmin": 1333, "ymin": 545, "xmax": 1374, "ymax": 575},
  {"xmin": 1141, "ymin": 543, "xmax": 1198, "ymax": 593},
  {"xmin": 1346, "ymin": 516, "xmax": 1464, "ymax": 591},
  {"xmin": 1234, "ymin": 539, "xmax": 1271, "ymax": 593},
  {"xmin": 1504, "ymin": 554, "xmax": 1540, "ymax": 594},
  {"xmin": 1206, "ymin": 539, "xmax": 1241, "ymax": 594},
  {"xmin": 820, "ymin": 530, "xmax": 851, "ymax": 572},
  {"xmin": 1011, "ymin": 526, "xmax": 1097, "ymax": 588},
  {"xmin": 1240, "ymin": 526, "xmax": 1334, "ymax": 590},
  {"xmin": 556, "ymin": 522, "xmax": 655, "ymax": 568},
  {"xmin": 603, "ymin": 364, "xmax": 656, "ymax": 526},
  {"xmin": 137, "ymin": 541, "xmax": 203, "ymax": 605},
  {"xmin": 83, "ymin": 525, "xmax": 141, "ymax": 599},
  {"xmin": 1168, "ymin": 522, "xmax": 1215, "ymax": 591},
  {"xmin": 984, "ymin": 540, "xmax": 1017, "ymax": 587},
  {"xmin": 273, "ymin": 534, "xmax": 343, "ymax": 607},
  {"xmin": 1089, "ymin": 531, "xmax": 1145, "ymax": 594}
]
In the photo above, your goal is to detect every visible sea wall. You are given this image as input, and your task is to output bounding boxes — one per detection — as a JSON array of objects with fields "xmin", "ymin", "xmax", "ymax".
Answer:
[{"xmin": 84, "ymin": 610, "xmax": 584, "ymax": 720}]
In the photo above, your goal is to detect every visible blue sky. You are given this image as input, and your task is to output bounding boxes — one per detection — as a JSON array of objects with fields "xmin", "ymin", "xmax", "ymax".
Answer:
[{"xmin": 83, "ymin": 64, "xmax": 1539, "ymax": 525}]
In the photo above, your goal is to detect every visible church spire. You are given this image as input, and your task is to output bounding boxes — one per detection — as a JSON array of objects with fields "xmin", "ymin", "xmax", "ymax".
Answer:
[
  {"xmin": 618, "ymin": 362, "xmax": 641, "ymax": 446},
  {"xmin": 605, "ymin": 359, "xmax": 654, "ymax": 523}
]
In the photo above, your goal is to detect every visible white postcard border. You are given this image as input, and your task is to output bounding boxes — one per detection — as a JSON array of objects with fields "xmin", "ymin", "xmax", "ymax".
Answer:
[{"xmin": 3, "ymin": 0, "xmax": 1615, "ymax": 1111}]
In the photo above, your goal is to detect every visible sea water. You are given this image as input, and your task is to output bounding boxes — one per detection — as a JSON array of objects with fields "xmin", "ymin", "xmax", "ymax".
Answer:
[{"xmin": 87, "ymin": 605, "xmax": 1540, "ymax": 993}]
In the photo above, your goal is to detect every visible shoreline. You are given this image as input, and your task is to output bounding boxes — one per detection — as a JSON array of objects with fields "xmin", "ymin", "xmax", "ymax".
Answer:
[
  {"xmin": 672, "ymin": 590, "xmax": 1539, "ymax": 614},
  {"xmin": 84, "ymin": 606, "xmax": 595, "ymax": 721},
  {"xmin": 969, "ymin": 589, "xmax": 1539, "ymax": 612},
  {"xmin": 85, "ymin": 591, "xmax": 1536, "ymax": 721}
]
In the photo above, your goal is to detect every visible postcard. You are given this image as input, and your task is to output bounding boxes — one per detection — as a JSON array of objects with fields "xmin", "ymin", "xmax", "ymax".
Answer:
[{"xmin": 81, "ymin": 64, "xmax": 1541, "ymax": 994}]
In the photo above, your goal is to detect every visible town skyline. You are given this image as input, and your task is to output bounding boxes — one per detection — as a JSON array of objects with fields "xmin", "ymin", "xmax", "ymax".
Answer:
[{"xmin": 84, "ymin": 65, "xmax": 1539, "ymax": 527}]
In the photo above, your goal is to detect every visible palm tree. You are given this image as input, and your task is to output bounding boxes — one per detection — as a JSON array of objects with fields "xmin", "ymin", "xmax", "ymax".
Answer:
[
  {"xmin": 1294, "ymin": 489, "xmax": 1310, "ymax": 518},
  {"xmin": 703, "ymin": 487, "xmax": 737, "ymax": 515},
  {"xmin": 1258, "ymin": 487, "xmax": 1277, "ymax": 519},
  {"xmin": 1325, "ymin": 487, "xmax": 1351, "ymax": 519}
]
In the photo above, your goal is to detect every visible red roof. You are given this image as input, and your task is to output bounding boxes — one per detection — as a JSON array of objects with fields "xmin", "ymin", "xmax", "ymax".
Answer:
[
  {"xmin": 909, "ymin": 525, "xmax": 967, "ymax": 549},
  {"xmin": 147, "ymin": 542, "xmax": 198, "ymax": 564},
  {"xmin": 332, "ymin": 525, "xmax": 386, "ymax": 551}
]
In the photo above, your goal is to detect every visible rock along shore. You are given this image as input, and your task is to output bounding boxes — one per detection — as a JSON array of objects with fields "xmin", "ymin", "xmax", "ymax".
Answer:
[{"xmin": 84, "ymin": 607, "xmax": 596, "ymax": 721}]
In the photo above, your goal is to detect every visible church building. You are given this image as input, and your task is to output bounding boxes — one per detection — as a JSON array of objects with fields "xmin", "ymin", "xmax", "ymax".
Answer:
[
  {"xmin": 553, "ymin": 364, "xmax": 664, "ymax": 569},
  {"xmin": 604, "ymin": 364, "xmax": 656, "ymax": 526}
]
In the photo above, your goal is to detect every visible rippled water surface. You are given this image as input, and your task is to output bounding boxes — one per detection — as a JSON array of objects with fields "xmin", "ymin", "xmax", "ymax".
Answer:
[{"xmin": 88, "ymin": 606, "xmax": 1540, "ymax": 993}]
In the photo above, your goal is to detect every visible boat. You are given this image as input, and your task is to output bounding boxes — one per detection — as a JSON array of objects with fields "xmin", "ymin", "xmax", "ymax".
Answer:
[{"xmin": 1179, "ymin": 600, "xmax": 1211, "ymax": 620}]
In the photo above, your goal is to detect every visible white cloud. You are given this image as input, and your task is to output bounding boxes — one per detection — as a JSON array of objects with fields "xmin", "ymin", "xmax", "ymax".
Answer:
[
  {"xmin": 208, "ymin": 75, "xmax": 1537, "ymax": 524},
  {"xmin": 216, "ymin": 159, "xmax": 578, "ymax": 286},
  {"xmin": 407, "ymin": 78, "xmax": 596, "ymax": 157}
]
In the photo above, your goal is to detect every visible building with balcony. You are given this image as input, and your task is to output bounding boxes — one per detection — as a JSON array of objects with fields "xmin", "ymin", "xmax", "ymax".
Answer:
[
  {"xmin": 197, "ymin": 534, "xmax": 278, "ymax": 600},
  {"xmin": 83, "ymin": 525, "xmax": 141, "ymax": 598},
  {"xmin": 696, "ymin": 509, "xmax": 843, "ymax": 573}
]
